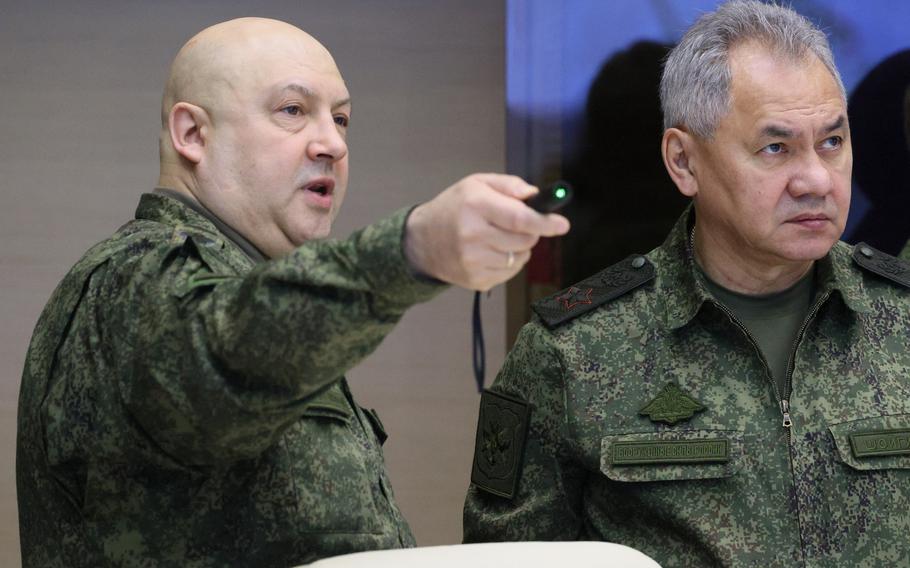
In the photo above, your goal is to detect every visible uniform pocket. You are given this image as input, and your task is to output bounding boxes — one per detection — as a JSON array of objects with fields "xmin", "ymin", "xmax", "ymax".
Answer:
[
  {"xmin": 600, "ymin": 429, "xmax": 745, "ymax": 482},
  {"xmin": 286, "ymin": 383, "xmax": 383, "ymax": 534},
  {"xmin": 821, "ymin": 414, "xmax": 910, "ymax": 560}
]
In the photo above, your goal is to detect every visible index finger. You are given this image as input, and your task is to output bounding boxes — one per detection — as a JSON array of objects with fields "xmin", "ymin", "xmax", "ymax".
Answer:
[
  {"xmin": 470, "ymin": 173, "xmax": 538, "ymax": 201},
  {"xmin": 479, "ymin": 188, "xmax": 571, "ymax": 237}
]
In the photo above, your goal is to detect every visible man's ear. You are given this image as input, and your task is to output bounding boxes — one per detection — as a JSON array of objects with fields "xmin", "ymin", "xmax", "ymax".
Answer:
[
  {"xmin": 168, "ymin": 102, "xmax": 209, "ymax": 164},
  {"xmin": 662, "ymin": 127, "xmax": 699, "ymax": 198}
]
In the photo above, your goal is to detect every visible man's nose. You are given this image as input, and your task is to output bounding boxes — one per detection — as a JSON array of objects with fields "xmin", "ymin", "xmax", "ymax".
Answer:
[
  {"xmin": 307, "ymin": 114, "xmax": 348, "ymax": 163},
  {"xmin": 787, "ymin": 151, "xmax": 834, "ymax": 198}
]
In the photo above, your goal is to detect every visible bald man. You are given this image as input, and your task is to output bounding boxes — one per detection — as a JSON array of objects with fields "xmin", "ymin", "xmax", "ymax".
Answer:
[{"xmin": 16, "ymin": 18, "xmax": 568, "ymax": 567}]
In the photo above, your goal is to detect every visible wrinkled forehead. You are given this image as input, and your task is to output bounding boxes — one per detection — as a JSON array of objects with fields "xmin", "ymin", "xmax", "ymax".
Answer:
[
  {"xmin": 731, "ymin": 43, "xmax": 841, "ymax": 96},
  {"xmin": 727, "ymin": 45, "xmax": 845, "ymax": 122},
  {"xmin": 226, "ymin": 33, "xmax": 347, "ymax": 101},
  {"xmin": 163, "ymin": 20, "xmax": 348, "ymax": 121}
]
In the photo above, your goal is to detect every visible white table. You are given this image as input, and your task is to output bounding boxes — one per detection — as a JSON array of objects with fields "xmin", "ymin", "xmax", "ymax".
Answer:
[{"xmin": 305, "ymin": 541, "xmax": 661, "ymax": 567}]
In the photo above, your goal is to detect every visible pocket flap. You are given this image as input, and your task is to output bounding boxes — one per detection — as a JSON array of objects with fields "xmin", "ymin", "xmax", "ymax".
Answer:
[
  {"xmin": 362, "ymin": 407, "xmax": 389, "ymax": 445},
  {"xmin": 601, "ymin": 429, "xmax": 744, "ymax": 482},
  {"xmin": 828, "ymin": 414, "xmax": 910, "ymax": 471}
]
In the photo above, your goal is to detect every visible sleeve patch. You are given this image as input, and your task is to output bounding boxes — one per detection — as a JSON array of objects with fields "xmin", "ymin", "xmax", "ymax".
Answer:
[{"xmin": 470, "ymin": 390, "xmax": 531, "ymax": 499}]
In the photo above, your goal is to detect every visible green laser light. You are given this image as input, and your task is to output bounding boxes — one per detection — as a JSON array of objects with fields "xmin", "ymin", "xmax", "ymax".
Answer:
[{"xmin": 526, "ymin": 180, "xmax": 572, "ymax": 213}]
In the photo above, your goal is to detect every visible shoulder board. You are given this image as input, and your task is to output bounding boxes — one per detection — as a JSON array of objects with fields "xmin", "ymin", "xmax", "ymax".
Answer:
[
  {"xmin": 532, "ymin": 254, "xmax": 655, "ymax": 329},
  {"xmin": 170, "ymin": 225, "xmax": 225, "ymax": 251},
  {"xmin": 852, "ymin": 242, "xmax": 910, "ymax": 288}
]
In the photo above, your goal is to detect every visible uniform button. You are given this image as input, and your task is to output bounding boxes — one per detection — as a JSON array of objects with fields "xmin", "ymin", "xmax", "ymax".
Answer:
[
  {"xmin": 860, "ymin": 246, "xmax": 874, "ymax": 258},
  {"xmin": 631, "ymin": 256, "xmax": 646, "ymax": 269}
]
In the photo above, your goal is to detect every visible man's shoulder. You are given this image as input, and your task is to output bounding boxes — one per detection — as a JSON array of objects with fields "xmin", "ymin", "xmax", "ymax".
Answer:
[
  {"xmin": 531, "ymin": 253, "xmax": 660, "ymax": 332},
  {"xmin": 79, "ymin": 217, "xmax": 220, "ymax": 272},
  {"xmin": 52, "ymin": 215, "xmax": 243, "ymax": 309}
]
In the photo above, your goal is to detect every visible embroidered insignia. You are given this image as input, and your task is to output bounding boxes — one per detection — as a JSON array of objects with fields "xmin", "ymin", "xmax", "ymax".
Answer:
[
  {"xmin": 471, "ymin": 390, "xmax": 531, "ymax": 499},
  {"xmin": 850, "ymin": 429, "xmax": 910, "ymax": 458},
  {"xmin": 852, "ymin": 242, "xmax": 910, "ymax": 288},
  {"xmin": 481, "ymin": 418, "xmax": 512, "ymax": 467},
  {"xmin": 532, "ymin": 254, "xmax": 656, "ymax": 329},
  {"xmin": 639, "ymin": 383, "xmax": 706, "ymax": 425},
  {"xmin": 612, "ymin": 439, "xmax": 730, "ymax": 465},
  {"xmin": 556, "ymin": 286, "xmax": 593, "ymax": 310}
]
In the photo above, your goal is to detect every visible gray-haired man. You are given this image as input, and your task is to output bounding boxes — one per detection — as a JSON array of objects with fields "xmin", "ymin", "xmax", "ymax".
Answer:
[{"xmin": 463, "ymin": 1, "xmax": 910, "ymax": 566}]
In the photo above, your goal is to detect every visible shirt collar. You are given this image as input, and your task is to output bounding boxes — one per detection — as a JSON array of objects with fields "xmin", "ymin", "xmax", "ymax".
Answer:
[
  {"xmin": 144, "ymin": 188, "xmax": 269, "ymax": 264},
  {"xmin": 655, "ymin": 206, "xmax": 871, "ymax": 331}
]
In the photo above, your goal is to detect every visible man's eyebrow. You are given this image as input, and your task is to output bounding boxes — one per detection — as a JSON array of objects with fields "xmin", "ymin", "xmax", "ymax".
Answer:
[
  {"xmin": 822, "ymin": 115, "xmax": 846, "ymax": 134},
  {"xmin": 278, "ymin": 83, "xmax": 314, "ymax": 98},
  {"xmin": 276, "ymin": 83, "xmax": 351, "ymax": 109},
  {"xmin": 759, "ymin": 115, "xmax": 846, "ymax": 140},
  {"xmin": 760, "ymin": 124, "xmax": 796, "ymax": 139}
]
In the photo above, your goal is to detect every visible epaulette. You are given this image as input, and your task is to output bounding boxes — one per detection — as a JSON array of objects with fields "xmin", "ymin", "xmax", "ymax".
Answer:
[
  {"xmin": 532, "ymin": 254, "xmax": 656, "ymax": 329},
  {"xmin": 852, "ymin": 242, "xmax": 910, "ymax": 288},
  {"xmin": 169, "ymin": 226, "xmax": 225, "ymax": 251}
]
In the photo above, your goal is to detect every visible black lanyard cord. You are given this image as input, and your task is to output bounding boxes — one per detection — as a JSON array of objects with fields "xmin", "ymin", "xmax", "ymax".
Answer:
[
  {"xmin": 472, "ymin": 290, "xmax": 486, "ymax": 392},
  {"xmin": 468, "ymin": 181, "xmax": 572, "ymax": 393}
]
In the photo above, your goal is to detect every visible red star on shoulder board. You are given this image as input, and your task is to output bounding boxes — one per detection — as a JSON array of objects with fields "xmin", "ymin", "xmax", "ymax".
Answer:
[{"xmin": 556, "ymin": 286, "xmax": 593, "ymax": 311}]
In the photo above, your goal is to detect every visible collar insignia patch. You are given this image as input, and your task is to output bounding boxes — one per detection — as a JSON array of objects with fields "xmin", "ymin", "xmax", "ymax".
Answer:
[{"xmin": 640, "ymin": 382, "xmax": 706, "ymax": 425}]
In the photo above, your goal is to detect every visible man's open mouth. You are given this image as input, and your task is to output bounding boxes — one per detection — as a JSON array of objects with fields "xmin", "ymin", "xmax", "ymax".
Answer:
[{"xmin": 303, "ymin": 179, "xmax": 335, "ymax": 196}]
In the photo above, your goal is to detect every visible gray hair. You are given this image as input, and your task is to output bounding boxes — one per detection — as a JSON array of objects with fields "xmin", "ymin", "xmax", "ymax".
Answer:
[{"xmin": 660, "ymin": 0, "xmax": 845, "ymax": 138}]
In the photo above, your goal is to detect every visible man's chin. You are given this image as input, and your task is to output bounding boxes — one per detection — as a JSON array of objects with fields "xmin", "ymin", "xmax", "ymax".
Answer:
[
  {"xmin": 290, "ymin": 225, "xmax": 332, "ymax": 245},
  {"xmin": 778, "ymin": 237, "xmax": 839, "ymax": 262}
]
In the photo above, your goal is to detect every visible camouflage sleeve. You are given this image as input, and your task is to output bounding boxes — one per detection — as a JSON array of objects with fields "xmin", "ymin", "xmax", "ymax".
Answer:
[
  {"xmin": 107, "ymin": 207, "xmax": 445, "ymax": 465},
  {"xmin": 463, "ymin": 320, "xmax": 586, "ymax": 541},
  {"xmin": 900, "ymin": 239, "xmax": 910, "ymax": 261}
]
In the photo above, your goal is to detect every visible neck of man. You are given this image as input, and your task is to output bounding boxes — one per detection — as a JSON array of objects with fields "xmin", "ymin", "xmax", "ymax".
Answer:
[
  {"xmin": 156, "ymin": 165, "xmax": 270, "ymax": 262},
  {"xmin": 692, "ymin": 224, "xmax": 815, "ymax": 295},
  {"xmin": 157, "ymin": 163, "xmax": 198, "ymax": 201}
]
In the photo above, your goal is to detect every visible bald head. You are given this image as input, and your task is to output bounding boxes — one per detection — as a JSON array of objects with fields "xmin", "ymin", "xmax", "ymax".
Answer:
[
  {"xmin": 157, "ymin": 17, "xmax": 352, "ymax": 257},
  {"xmin": 161, "ymin": 18, "xmax": 337, "ymax": 128}
]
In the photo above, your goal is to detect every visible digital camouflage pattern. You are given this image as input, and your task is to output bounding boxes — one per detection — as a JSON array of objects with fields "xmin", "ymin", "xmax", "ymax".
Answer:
[
  {"xmin": 17, "ymin": 193, "xmax": 445, "ymax": 567},
  {"xmin": 464, "ymin": 210, "xmax": 910, "ymax": 567}
]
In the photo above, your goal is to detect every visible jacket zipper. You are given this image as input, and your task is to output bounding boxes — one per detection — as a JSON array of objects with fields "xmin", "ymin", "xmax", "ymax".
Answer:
[
  {"xmin": 712, "ymin": 290, "xmax": 830, "ymax": 567},
  {"xmin": 780, "ymin": 291, "xmax": 831, "ymax": 425},
  {"xmin": 711, "ymin": 290, "xmax": 830, "ymax": 428},
  {"xmin": 710, "ymin": 300, "xmax": 782, "ymax": 412}
]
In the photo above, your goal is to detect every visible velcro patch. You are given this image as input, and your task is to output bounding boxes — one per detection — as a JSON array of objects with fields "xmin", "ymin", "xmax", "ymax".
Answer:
[
  {"xmin": 612, "ymin": 439, "xmax": 730, "ymax": 465},
  {"xmin": 471, "ymin": 390, "xmax": 531, "ymax": 499},
  {"xmin": 850, "ymin": 429, "xmax": 910, "ymax": 458}
]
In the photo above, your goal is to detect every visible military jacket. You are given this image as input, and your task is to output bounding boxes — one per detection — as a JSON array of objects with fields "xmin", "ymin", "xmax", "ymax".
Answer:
[
  {"xmin": 901, "ymin": 239, "xmax": 910, "ymax": 261},
  {"xmin": 17, "ymin": 193, "xmax": 445, "ymax": 567},
  {"xmin": 464, "ymin": 211, "xmax": 910, "ymax": 567}
]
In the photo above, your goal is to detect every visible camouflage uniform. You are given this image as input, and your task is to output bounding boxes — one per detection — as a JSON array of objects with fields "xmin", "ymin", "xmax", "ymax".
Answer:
[
  {"xmin": 463, "ymin": 210, "xmax": 910, "ymax": 567},
  {"xmin": 901, "ymin": 239, "xmax": 910, "ymax": 261},
  {"xmin": 17, "ymin": 192, "xmax": 445, "ymax": 567}
]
